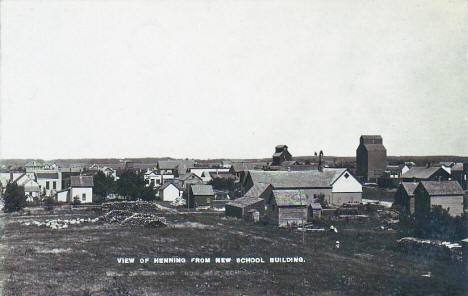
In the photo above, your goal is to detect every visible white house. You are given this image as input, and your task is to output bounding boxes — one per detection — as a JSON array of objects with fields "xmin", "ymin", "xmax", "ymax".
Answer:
[
  {"xmin": 159, "ymin": 183, "xmax": 183, "ymax": 202},
  {"xmin": 70, "ymin": 175, "xmax": 93, "ymax": 203},
  {"xmin": 36, "ymin": 171, "xmax": 61, "ymax": 196},
  {"xmin": 22, "ymin": 179, "xmax": 41, "ymax": 202},
  {"xmin": 57, "ymin": 175, "xmax": 94, "ymax": 203}
]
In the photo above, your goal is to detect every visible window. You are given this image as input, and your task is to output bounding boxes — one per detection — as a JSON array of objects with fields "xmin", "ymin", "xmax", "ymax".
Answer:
[
  {"xmin": 82, "ymin": 193, "xmax": 86, "ymax": 201},
  {"xmin": 53, "ymin": 181, "xmax": 56, "ymax": 189},
  {"xmin": 46, "ymin": 181, "xmax": 50, "ymax": 189},
  {"xmin": 344, "ymin": 173, "xmax": 350, "ymax": 179}
]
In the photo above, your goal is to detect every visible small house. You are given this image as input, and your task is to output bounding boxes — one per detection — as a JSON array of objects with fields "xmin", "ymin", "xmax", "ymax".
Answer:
[
  {"xmin": 67, "ymin": 175, "xmax": 94, "ymax": 203},
  {"xmin": 189, "ymin": 184, "xmax": 215, "ymax": 207},
  {"xmin": 267, "ymin": 190, "xmax": 308, "ymax": 227},
  {"xmin": 159, "ymin": 183, "xmax": 183, "ymax": 202}
]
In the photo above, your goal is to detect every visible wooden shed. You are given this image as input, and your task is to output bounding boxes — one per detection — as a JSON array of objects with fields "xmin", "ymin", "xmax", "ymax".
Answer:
[
  {"xmin": 225, "ymin": 197, "xmax": 265, "ymax": 219},
  {"xmin": 189, "ymin": 184, "xmax": 215, "ymax": 208},
  {"xmin": 267, "ymin": 190, "xmax": 308, "ymax": 227}
]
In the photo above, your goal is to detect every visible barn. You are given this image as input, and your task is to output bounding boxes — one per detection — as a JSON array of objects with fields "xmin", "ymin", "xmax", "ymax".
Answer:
[
  {"xmin": 414, "ymin": 181, "xmax": 464, "ymax": 218},
  {"xmin": 242, "ymin": 169, "xmax": 361, "ymax": 206}
]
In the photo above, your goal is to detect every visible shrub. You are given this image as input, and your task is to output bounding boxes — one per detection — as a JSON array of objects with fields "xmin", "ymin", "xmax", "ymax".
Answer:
[{"xmin": 3, "ymin": 182, "xmax": 26, "ymax": 213}]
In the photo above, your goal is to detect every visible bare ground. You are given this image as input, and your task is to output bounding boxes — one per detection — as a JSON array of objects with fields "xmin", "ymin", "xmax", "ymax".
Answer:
[{"xmin": 0, "ymin": 207, "xmax": 466, "ymax": 296}]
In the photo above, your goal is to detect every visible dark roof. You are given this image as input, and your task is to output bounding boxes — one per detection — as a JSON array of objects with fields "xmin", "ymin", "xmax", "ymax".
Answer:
[
  {"xmin": 273, "ymin": 190, "xmax": 308, "ymax": 207},
  {"xmin": 179, "ymin": 172, "xmax": 202, "ymax": 181},
  {"xmin": 231, "ymin": 162, "xmax": 267, "ymax": 173},
  {"xmin": 419, "ymin": 181, "xmax": 463, "ymax": 196},
  {"xmin": 400, "ymin": 182, "xmax": 418, "ymax": 197},
  {"xmin": 247, "ymin": 169, "xmax": 346, "ymax": 189},
  {"xmin": 190, "ymin": 184, "xmax": 214, "ymax": 196},
  {"xmin": 401, "ymin": 167, "xmax": 444, "ymax": 179},
  {"xmin": 244, "ymin": 183, "xmax": 272, "ymax": 198},
  {"xmin": 70, "ymin": 175, "xmax": 94, "ymax": 187},
  {"xmin": 226, "ymin": 197, "xmax": 264, "ymax": 208},
  {"xmin": 36, "ymin": 172, "xmax": 59, "ymax": 179},
  {"xmin": 209, "ymin": 171, "xmax": 237, "ymax": 180},
  {"xmin": 275, "ymin": 145, "xmax": 288, "ymax": 149}
]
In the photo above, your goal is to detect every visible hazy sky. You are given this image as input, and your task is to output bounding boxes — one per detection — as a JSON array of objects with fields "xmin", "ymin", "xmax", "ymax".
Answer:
[{"xmin": 1, "ymin": 0, "xmax": 467, "ymax": 160}]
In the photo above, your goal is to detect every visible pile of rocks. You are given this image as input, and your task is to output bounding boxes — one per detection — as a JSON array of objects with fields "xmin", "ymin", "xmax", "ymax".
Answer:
[
  {"xmin": 23, "ymin": 217, "xmax": 100, "ymax": 230},
  {"xmin": 100, "ymin": 210, "xmax": 167, "ymax": 227},
  {"xmin": 102, "ymin": 201, "xmax": 161, "ymax": 213}
]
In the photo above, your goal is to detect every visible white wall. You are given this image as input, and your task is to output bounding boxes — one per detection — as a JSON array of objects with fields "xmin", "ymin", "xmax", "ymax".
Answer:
[
  {"xmin": 36, "ymin": 178, "xmax": 61, "ymax": 196},
  {"xmin": 57, "ymin": 190, "xmax": 69, "ymax": 203},
  {"xmin": 431, "ymin": 195, "xmax": 464, "ymax": 217},
  {"xmin": 70, "ymin": 187, "xmax": 93, "ymax": 203},
  {"xmin": 161, "ymin": 184, "xmax": 181, "ymax": 202},
  {"xmin": 332, "ymin": 172, "xmax": 362, "ymax": 193}
]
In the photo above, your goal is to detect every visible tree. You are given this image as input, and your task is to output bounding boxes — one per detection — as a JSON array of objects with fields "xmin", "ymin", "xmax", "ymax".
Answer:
[
  {"xmin": 116, "ymin": 170, "xmax": 155, "ymax": 201},
  {"xmin": 3, "ymin": 182, "xmax": 26, "ymax": 213},
  {"xmin": 93, "ymin": 171, "xmax": 116, "ymax": 201}
]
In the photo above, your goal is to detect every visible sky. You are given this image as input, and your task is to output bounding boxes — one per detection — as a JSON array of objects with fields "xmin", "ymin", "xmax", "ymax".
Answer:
[{"xmin": 1, "ymin": 0, "xmax": 467, "ymax": 160}]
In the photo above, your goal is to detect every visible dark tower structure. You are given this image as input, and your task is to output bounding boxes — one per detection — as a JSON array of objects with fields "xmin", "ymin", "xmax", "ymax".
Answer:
[
  {"xmin": 272, "ymin": 145, "xmax": 292, "ymax": 166},
  {"xmin": 356, "ymin": 135, "xmax": 387, "ymax": 182}
]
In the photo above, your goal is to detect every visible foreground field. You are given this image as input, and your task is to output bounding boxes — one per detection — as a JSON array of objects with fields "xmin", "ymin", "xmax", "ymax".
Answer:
[{"xmin": 0, "ymin": 206, "xmax": 466, "ymax": 296}]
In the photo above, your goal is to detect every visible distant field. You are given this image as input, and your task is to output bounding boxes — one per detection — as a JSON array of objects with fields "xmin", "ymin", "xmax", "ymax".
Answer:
[{"xmin": 0, "ymin": 207, "xmax": 466, "ymax": 296}]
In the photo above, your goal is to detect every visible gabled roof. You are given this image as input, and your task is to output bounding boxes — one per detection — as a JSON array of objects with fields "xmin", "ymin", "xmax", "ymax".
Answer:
[
  {"xmin": 248, "ymin": 169, "xmax": 345, "ymax": 189},
  {"xmin": 209, "ymin": 171, "xmax": 237, "ymax": 180},
  {"xmin": 400, "ymin": 182, "xmax": 418, "ymax": 197},
  {"xmin": 401, "ymin": 166, "xmax": 445, "ymax": 179},
  {"xmin": 272, "ymin": 190, "xmax": 308, "ymax": 207},
  {"xmin": 226, "ymin": 196, "xmax": 264, "ymax": 208},
  {"xmin": 191, "ymin": 184, "xmax": 214, "ymax": 196},
  {"xmin": 244, "ymin": 183, "xmax": 272, "ymax": 198},
  {"xmin": 231, "ymin": 162, "xmax": 267, "ymax": 173},
  {"xmin": 70, "ymin": 175, "xmax": 94, "ymax": 187},
  {"xmin": 179, "ymin": 172, "xmax": 202, "ymax": 181},
  {"xmin": 418, "ymin": 181, "xmax": 463, "ymax": 196},
  {"xmin": 159, "ymin": 182, "xmax": 182, "ymax": 191},
  {"xmin": 36, "ymin": 172, "xmax": 59, "ymax": 179}
]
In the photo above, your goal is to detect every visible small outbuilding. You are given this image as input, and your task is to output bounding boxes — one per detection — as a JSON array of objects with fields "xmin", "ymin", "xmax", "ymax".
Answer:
[
  {"xmin": 394, "ymin": 182, "xmax": 418, "ymax": 214},
  {"xmin": 267, "ymin": 190, "xmax": 308, "ymax": 227},
  {"xmin": 225, "ymin": 197, "xmax": 265, "ymax": 219},
  {"xmin": 189, "ymin": 184, "xmax": 215, "ymax": 207}
]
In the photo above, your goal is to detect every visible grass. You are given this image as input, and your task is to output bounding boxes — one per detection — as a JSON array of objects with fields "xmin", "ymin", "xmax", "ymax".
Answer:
[{"xmin": 0, "ymin": 206, "xmax": 466, "ymax": 296}]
